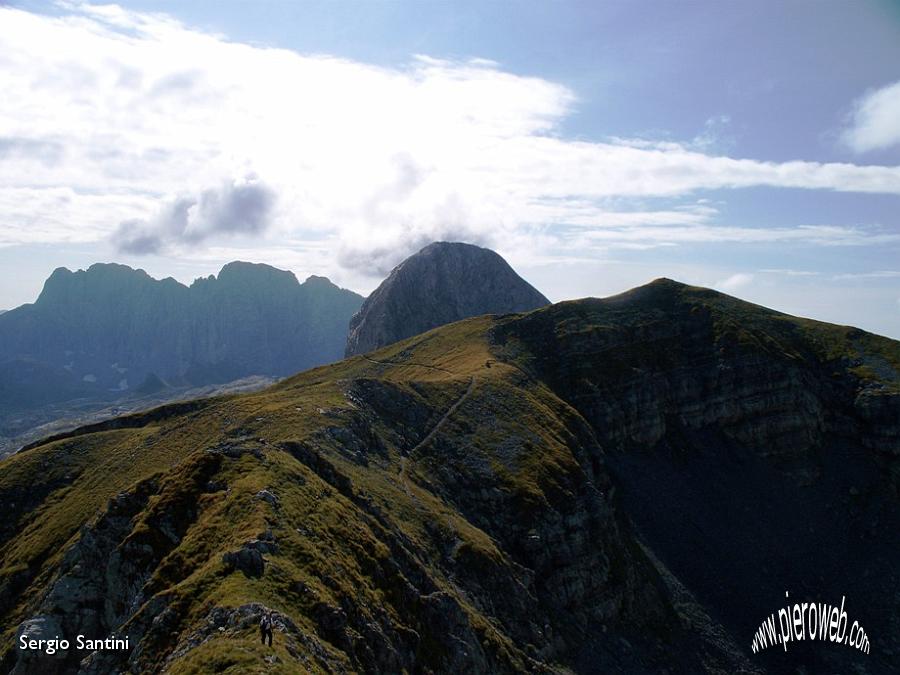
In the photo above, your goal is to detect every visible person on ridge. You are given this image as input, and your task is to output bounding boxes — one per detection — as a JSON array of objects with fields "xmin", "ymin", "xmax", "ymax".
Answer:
[{"xmin": 259, "ymin": 611, "xmax": 274, "ymax": 647}]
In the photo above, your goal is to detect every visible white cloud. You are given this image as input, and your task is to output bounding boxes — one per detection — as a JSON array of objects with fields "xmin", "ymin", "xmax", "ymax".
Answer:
[
  {"xmin": 111, "ymin": 176, "xmax": 277, "ymax": 254},
  {"xmin": 715, "ymin": 272, "xmax": 755, "ymax": 292},
  {"xmin": 1, "ymin": 3, "xmax": 899, "ymax": 276},
  {"xmin": 759, "ymin": 268, "xmax": 819, "ymax": 277},
  {"xmin": 571, "ymin": 223, "xmax": 900, "ymax": 250},
  {"xmin": 0, "ymin": 186, "xmax": 153, "ymax": 244},
  {"xmin": 833, "ymin": 270, "xmax": 900, "ymax": 280},
  {"xmin": 842, "ymin": 80, "xmax": 900, "ymax": 153},
  {"xmin": 690, "ymin": 115, "xmax": 735, "ymax": 152}
]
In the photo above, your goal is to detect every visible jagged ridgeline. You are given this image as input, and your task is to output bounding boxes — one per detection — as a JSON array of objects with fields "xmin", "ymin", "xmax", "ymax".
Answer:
[
  {"xmin": 1, "ymin": 280, "xmax": 899, "ymax": 673},
  {"xmin": 0, "ymin": 261, "xmax": 364, "ymax": 409}
]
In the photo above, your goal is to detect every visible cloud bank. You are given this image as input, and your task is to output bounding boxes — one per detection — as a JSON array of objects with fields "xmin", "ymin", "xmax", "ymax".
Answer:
[
  {"xmin": 842, "ymin": 79, "xmax": 900, "ymax": 153},
  {"xmin": 112, "ymin": 177, "xmax": 276, "ymax": 254},
  {"xmin": 0, "ymin": 3, "xmax": 898, "ymax": 276}
]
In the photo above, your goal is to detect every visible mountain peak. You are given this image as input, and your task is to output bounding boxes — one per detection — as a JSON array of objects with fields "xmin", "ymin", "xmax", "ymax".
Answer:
[
  {"xmin": 216, "ymin": 261, "xmax": 298, "ymax": 286},
  {"xmin": 345, "ymin": 241, "xmax": 549, "ymax": 356},
  {"xmin": 406, "ymin": 241, "xmax": 507, "ymax": 265},
  {"xmin": 36, "ymin": 263, "xmax": 157, "ymax": 306},
  {"xmin": 86, "ymin": 261, "xmax": 151, "ymax": 277},
  {"xmin": 416, "ymin": 240, "xmax": 486, "ymax": 255},
  {"xmin": 302, "ymin": 274, "xmax": 338, "ymax": 289}
]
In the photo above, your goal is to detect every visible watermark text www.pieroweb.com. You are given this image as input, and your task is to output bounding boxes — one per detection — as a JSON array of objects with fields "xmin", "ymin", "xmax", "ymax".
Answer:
[{"xmin": 751, "ymin": 592, "xmax": 870, "ymax": 654}]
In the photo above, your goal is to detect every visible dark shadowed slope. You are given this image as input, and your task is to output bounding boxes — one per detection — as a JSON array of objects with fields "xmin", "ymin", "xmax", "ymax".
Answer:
[
  {"xmin": 345, "ymin": 241, "xmax": 549, "ymax": 356},
  {"xmin": 1, "ymin": 279, "xmax": 898, "ymax": 674},
  {"xmin": 491, "ymin": 278, "xmax": 900, "ymax": 674}
]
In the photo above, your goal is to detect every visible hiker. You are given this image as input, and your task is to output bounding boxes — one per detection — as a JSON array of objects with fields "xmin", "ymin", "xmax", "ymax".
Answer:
[{"xmin": 259, "ymin": 611, "xmax": 274, "ymax": 647}]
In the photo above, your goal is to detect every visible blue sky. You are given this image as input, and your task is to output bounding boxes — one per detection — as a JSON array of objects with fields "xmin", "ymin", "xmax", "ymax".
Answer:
[{"xmin": 1, "ymin": 0, "xmax": 899, "ymax": 337}]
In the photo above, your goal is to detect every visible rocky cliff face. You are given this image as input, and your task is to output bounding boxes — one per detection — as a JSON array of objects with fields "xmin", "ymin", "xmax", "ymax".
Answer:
[
  {"xmin": 493, "ymin": 279, "xmax": 900, "ymax": 674},
  {"xmin": 0, "ymin": 262, "xmax": 363, "ymax": 411},
  {"xmin": 1, "ymin": 279, "xmax": 898, "ymax": 674},
  {"xmin": 345, "ymin": 242, "xmax": 549, "ymax": 356}
]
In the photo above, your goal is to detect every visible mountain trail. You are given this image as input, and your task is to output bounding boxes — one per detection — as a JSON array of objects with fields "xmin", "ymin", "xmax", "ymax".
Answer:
[
  {"xmin": 362, "ymin": 355, "xmax": 455, "ymax": 375},
  {"xmin": 359, "ymin": 350, "xmax": 475, "ymax": 499},
  {"xmin": 400, "ymin": 376, "xmax": 476, "ymax": 501}
]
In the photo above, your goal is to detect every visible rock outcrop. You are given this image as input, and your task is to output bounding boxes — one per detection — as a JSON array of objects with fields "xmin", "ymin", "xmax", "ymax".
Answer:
[{"xmin": 345, "ymin": 242, "xmax": 548, "ymax": 356}]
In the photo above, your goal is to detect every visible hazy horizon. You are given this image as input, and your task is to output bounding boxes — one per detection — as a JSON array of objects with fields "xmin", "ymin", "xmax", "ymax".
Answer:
[{"xmin": 7, "ymin": 251, "xmax": 900, "ymax": 342}]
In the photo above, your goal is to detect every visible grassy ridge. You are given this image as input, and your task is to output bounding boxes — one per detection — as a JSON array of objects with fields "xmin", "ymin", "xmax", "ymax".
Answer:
[
  {"xmin": 1, "ymin": 281, "xmax": 898, "ymax": 673},
  {"xmin": 1, "ymin": 314, "xmax": 551, "ymax": 672}
]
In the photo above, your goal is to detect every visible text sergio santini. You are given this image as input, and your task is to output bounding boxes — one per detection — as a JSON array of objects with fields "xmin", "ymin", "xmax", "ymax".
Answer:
[{"xmin": 19, "ymin": 633, "xmax": 130, "ymax": 655}]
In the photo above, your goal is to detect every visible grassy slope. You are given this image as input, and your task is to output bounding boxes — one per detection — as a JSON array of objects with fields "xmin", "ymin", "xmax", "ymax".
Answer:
[
  {"xmin": 1, "ymin": 282, "xmax": 898, "ymax": 673},
  {"xmin": 1, "ymin": 316, "xmax": 563, "ymax": 672}
]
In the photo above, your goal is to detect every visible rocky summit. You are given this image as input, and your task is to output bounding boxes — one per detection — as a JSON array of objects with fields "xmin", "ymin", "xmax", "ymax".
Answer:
[
  {"xmin": 1, "ymin": 279, "xmax": 898, "ymax": 674},
  {"xmin": 345, "ymin": 242, "xmax": 549, "ymax": 356}
]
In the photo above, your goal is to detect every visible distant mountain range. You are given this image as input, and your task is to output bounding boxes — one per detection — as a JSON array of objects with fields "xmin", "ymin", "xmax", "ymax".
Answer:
[
  {"xmin": 0, "ymin": 261, "xmax": 363, "ymax": 402},
  {"xmin": 0, "ymin": 262, "xmax": 363, "ymax": 448},
  {"xmin": 0, "ymin": 245, "xmax": 553, "ymax": 454}
]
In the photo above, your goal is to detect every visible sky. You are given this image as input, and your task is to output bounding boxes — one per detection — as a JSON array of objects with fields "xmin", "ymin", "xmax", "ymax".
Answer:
[{"xmin": 1, "ymin": 0, "xmax": 899, "ymax": 337}]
